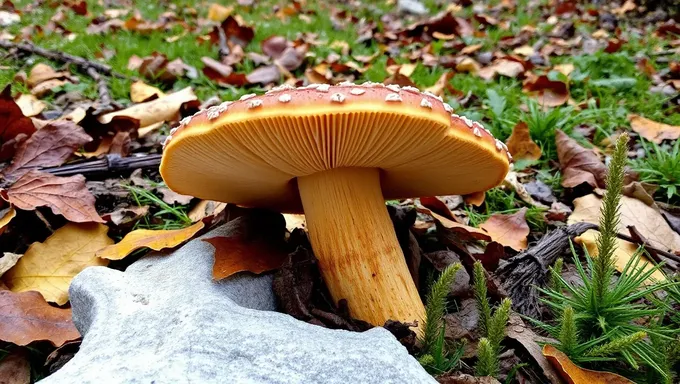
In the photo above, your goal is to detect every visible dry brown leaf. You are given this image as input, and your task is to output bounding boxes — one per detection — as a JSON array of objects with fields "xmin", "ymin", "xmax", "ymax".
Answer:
[
  {"xmin": 0, "ymin": 290, "xmax": 80, "ymax": 347},
  {"xmin": 0, "ymin": 349, "xmax": 30, "ymax": 384},
  {"xmin": 207, "ymin": 3, "xmax": 233, "ymax": 21},
  {"xmin": 478, "ymin": 59, "xmax": 524, "ymax": 81},
  {"xmin": 2, "ymin": 223, "xmax": 111, "ymax": 305},
  {"xmin": 6, "ymin": 171, "xmax": 104, "ymax": 223},
  {"xmin": 14, "ymin": 94, "xmax": 46, "ymax": 117},
  {"xmin": 98, "ymin": 86, "xmax": 197, "ymax": 127},
  {"xmin": 95, "ymin": 221, "xmax": 205, "ymax": 260},
  {"xmin": 130, "ymin": 80, "xmax": 165, "ymax": 102},
  {"xmin": 101, "ymin": 205, "xmax": 149, "ymax": 226},
  {"xmin": 0, "ymin": 253, "xmax": 22, "ymax": 277},
  {"xmin": 502, "ymin": 172, "xmax": 548, "ymax": 208},
  {"xmin": 568, "ymin": 194, "xmax": 680, "ymax": 253},
  {"xmin": 31, "ymin": 79, "xmax": 68, "ymax": 98},
  {"xmin": 505, "ymin": 122, "xmax": 541, "ymax": 161},
  {"xmin": 137, "ymin": 121, "xmax": 165, "ymax": 138},
  {"xmin": 479, "ymin": 208, "xmax": 530, "ymax": 251},
  {"xmin": 386, "ymin": 63, "xmax": 417, "ymax": 77},
  {"xmin": 419, "ymin": 207, "xmax": 492, "ymax": 242},
  {"xmin": 506, "ymin": 315, "xmax": 562, "ymax": 384},
  {"xmin": 26, "ymin": 63, "xmax": 71, "ymax": 88},
  {"xmin": 0, "ymin": 206, "xmax": 16, "ymax": 236},
  {"xmin": 513, "ymin": 45, "xmax": 535, "ymax": 56},
  {"xmin": 628, "ymin": 114, "xmax": 680, "ymax": 144},
  {"xmin": 543, "ymin": 344, "xmax": 634, "ymax": 384},
  {"xmin": 188, "ymin": 200, "xmax": 227, "ymax": 222},
  {"xmin": 556, "ymin": 129, "xmax": 607, "ymax": 189},
  {"xmin": 424, "ymin": 72, "xmax": 454, "ymax": 97},
  {"xmin": 0, "ymin": 86, "xmax": 36, "ymax": 162},
  {"xmin": 420, "ymin": 196, "xmax": 458, "ymax": 221},
  {"xmin": 1, "ymin": 121, "xmax": 92, "ymax": 181},
  {"xmin": 523, "ymin": 74, "xmax": 569, "ymax": 107},
  {"xmin": 456, "ymin": 57, "xmax": 481, "ymax": 74},
  {"xmin": 204, "ymin": 235, "xmax": 289, "ymax": 280}
]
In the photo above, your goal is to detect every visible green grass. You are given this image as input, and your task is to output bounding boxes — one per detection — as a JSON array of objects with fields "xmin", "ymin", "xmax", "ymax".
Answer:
[
  {"xmin": 633, "ymin": 139, "xmax": 680, "ymax": 202},
  {"xmin": 125, "ymin": 184, "xmax": 192, "ymax": 230}
]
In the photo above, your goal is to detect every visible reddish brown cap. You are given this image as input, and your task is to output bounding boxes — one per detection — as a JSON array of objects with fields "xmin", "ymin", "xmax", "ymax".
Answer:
[{"xmin": 160, "ymin": 82, "xmax": 512, "ymax": 212}]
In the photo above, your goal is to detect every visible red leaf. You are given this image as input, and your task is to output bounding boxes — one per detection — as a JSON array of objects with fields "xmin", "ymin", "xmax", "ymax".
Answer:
[
  {"xmin": 0, "ymin": 290, "xmax": 80, "ymax": 347},
  {"xmin": 479, "ymin": 208, "xmax": 530, "ymax": 251},
  {"xmin": 1, "ymin": 121, "xmax": 92, "ymax": 181},
  {"xmin": 0, "ymin": 85, "xmax": 36, "ymax": 162},
  {"xmin": 7, "ymin": 170, "xmax": 103, "ymax": 223}
]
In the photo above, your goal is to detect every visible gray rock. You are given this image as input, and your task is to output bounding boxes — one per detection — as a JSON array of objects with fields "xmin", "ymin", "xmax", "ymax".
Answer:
[
  {"xmin": 397, "ymin": 0, "xmax": 428, "ymax": 15},
  {"xmin": 42, "ymin": 216, "xmax": 435, "ymax": 384}
]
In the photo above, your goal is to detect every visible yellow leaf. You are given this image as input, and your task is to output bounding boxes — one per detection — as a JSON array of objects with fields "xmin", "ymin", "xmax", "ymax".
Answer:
[
  {"xmin": 14, "ymin": 94, "xmax": 46, "ymax": 117},
  {"xmin": 130, "ymin": 80, "xmax": 165, "ymax": 103},
  {"xmin": 207, "ymin": 3, "xmax": 233, "ymax": 21},
  {"xmin": 98, "ymin": 87, "xmax": 196, "ymax": 127},
  {"xmin": 96, "ymin": 221, "xmax": 205, "ymax": 260},
  {"xmin": 2, "ymin": 223, "xmax": 112, "ymax": 305},
  {"xmin": 0, "ymin": 206, "xmax": 16, "ymax": 236},
  {"xmin": 568, "ymin": 194, "xmax": 679, "ymax": 282},
  {"xmin": 543, "ymin": 344, "xmax": 634, "ymax": 384}
]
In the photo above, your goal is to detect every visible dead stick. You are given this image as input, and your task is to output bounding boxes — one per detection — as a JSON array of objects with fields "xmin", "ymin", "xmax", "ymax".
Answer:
[
  {"xmin": 41, "ymin": 154, "xmax": 161, "ymax": 177},
  {"xmin": 0, "ymin": 40, "xmax": 128, "ymax": 79}
]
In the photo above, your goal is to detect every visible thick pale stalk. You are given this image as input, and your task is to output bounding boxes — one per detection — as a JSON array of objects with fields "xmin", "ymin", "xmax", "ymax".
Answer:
[{"xmin": 298, "ymin": 167, "xmax": 426, "ymax": 331}]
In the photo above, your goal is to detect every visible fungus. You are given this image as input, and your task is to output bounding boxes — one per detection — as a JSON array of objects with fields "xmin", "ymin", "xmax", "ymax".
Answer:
[{"xmin": 160, "ymin": 83, "xmax": 511, "ymax": 332}]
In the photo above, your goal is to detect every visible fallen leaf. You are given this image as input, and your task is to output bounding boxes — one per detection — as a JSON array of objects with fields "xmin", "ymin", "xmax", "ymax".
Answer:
[
  {"xmin": 202, "ymin": 57, "xmax": 248, "ymax": 86},
  {"xmin": 503, "ymin": 172, "xmax": 550, "ymax": 208},
  {"xmin": 479, "ymin": 208, "xmax": 530, "ymax": 251},
  {"xmin": 478, "ymin": 59, "xmax": 524, "ymax": 81},
  {"xmin": 543, "ymin": 344, "xmax": 634, "ymax": 384},
  {"xmin": 420, "ymin": 196, "xmax": 458, "ymax": 221},
  {"xmin": 386, "ymin": 63, "xmax": 417, "ymax": 77},
  {"xmin": 205, "ymin": 235, "xmax": 289, "ymax": 280},
  {"xmin": 98, "ymin": 86, "xmax": 197, "ymax": 127},
  {"xmin": 556, "ymin": 129, "xmax": 607, "ymax": 189},
  {"xmin": 14, "ymin": 94, "xmax": 46, "ymax": 117},
  {"xmin": 0, "ymin": 206, "xmax": 16, "ymax": 236},
  {"xmin": 209, "ymin": 15, "xmax": 254, "ymax": 49},
  {"xmin": 207, "ymin": 3, "xmax": 233, "ymax": 21},
  {"xmin": 2, "ymin": 223, "xmax": 111, "ymax": 305},
  {"xmin": 0, "ymin": 85, "xmax": 36, "ymax": 162},
  {"xmin": 95, "ymin": 221, "xmax": 205, "ymax": 260},
  {"xmin": 523, "ymin": 74, "xmax": 569, "ymax": 107},
  {"xmin": 418, "ymin": 207, "xmax": 492, "ymax": 242},
  {"xmin": 26, "ymin": 63, "xmax": 72, "ymax": 88},
  {"xmin": 1, "ymin": 121, "xmax": 92, "ymax": 181},
  {"xmin": 505, "ymin": 122, "xmax": 541, "ymax": 161},
  {"xmin": 130, "ymin": 80, "xmax": 165, "ymax": 102},
  {"xmin": 188, "ymin": 200, "xmax": 227, "ymax": 222},
  {"xmin": 0, "ymin": 290, "xmax": 80, "ymax": 347},
  {"xmin": 101, "ymin": 205, "xmax": 149, "ymax": 226},
  {"xmin": 506, "ymin": 315, "xmax": 562, "ymax": 384},
  {"xmin": 6, "ymin": 171, "xmax": 104, "ymax": 223},
  {"xmin": 513, "ymin": 45, "xmax": 535, "ymax": 56},
  {"xmin": 569, "ymin": 194, "xmax": 680, "ymax": 253},
  {"xmin": 246, "ymin": 65, "xmax": 281, "ymax": 85},
  {"xmin": 0, "ymin": 253, "xmax": 22, "ymax": 277},
  {"xmin": 424, "ymin": 72, "xmax": 454, "ymax": 96},
  {"xmin": 30, "ymin": 79, "xmax": 68, "ymax": 98},
  {"xmin": 554, "ymin": 63, "xmax": 575, "ymax": 77},
  {"xmin": 0, "ymin": 349, "xmax": 30, "ymax": 384},
  {"xmin": 628, "ymin": 114, "xmax": 680, "ymax": 144}
]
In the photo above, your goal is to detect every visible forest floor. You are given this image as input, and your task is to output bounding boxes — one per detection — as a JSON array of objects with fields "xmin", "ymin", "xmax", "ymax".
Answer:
[{"xmin": 1, "ymin": 0, "xmax": 680, "ymax": 383}]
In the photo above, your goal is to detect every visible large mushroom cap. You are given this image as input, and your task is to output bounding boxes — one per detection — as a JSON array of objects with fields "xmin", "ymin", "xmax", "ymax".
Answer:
[{"xmin": 160, "ymin": 83, "xmax": 511, "ymax": 212}]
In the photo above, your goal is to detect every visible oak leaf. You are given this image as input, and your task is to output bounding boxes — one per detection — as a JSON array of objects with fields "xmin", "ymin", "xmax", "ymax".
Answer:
[
  {"xmin": 0, "ymin": 290, "xmax": 80, "ymax": 347},
  {"xmin": 505, "ymin": 122, "xmax": 541, "ymax": 161},
  {"xmin": 0, "ymin": 85, "xmax": 36, "ymax": 162},
  {"xmin": 628, "ymin": 114, "xmax": 680, "ymax": 144},
  {"xmin": 543, "ymin": 344, "xmax": 634, "ymax": 384},
  {"xmin": 479, "ymin": 208, "xmax": 530, "ymax": 251},
  {"xmin": 6, "ymin": 171, "xmax": 104, "ymax": 223},
  {"xmin": 2, "ymin": 223, "xmax": 111, "ymax": 305},
  {"xmin": 1, "ymin": 121, "xmax": 92, "ymax": 181},
  {"xmin": 95, "ymin": 221, "xmax": 205, "ymax": 260}
]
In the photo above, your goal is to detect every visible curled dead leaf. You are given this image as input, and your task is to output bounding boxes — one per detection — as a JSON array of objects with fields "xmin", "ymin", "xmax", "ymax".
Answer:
[
  {"xmin": 98, "ymin": 86, "xmax": 197, "ymax": 127},
  {"xmin": 2, "ymin": 223, "xmax": 111, "ymax": 305},
  {"xmin": 505, "ymin": 122, "xmax": 541, "ymax": 161},
  {"xmin": 523, "ymin": 74, "xmax": 569, "ymax": 107},
  {"xmin": 543, "ymin": 344, "xmax": 634, "ymax": 384},
  {"xmin": 95, "ymin": 221, "xmax": 205, "ymax": 260},
  {"xmin": 0, "ymin": 85, "xmax": 36, "ymax": 162}
]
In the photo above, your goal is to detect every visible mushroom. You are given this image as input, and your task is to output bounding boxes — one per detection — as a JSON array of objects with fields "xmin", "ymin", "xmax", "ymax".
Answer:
[{"xmin": 160, "ymin": 83, "xmax": 511, "ymax": 332}]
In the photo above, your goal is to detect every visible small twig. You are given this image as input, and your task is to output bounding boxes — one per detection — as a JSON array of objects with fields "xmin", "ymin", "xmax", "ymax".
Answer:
[
  {"xmin": 41, "ymin": 154, "xmax": 161, "ymax": 177},
  {"xmin": 0, "ymin": 40, "xmax": 129, "ymax": 79},
  {"xmin": 217, "ymin": 27, "xmax": 229, "ymax": 62},
  {"xmin": 86, "ymin": 67, "xmax": 121, "ymax": 115}
]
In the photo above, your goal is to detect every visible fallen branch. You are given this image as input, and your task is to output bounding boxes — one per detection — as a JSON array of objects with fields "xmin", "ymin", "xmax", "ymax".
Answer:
[
  {"xmin": 0, "ymin": 40, "xmax": 128, "ymax": 79},
  {"xmin": 41, "ymin": 154, "xmax": 161, "ymax": 177}
]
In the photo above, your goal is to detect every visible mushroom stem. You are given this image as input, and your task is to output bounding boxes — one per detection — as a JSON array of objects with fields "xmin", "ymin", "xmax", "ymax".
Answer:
[{"xmin": 298, "ymin": 167, "xmax": 426, "ymax": 332}]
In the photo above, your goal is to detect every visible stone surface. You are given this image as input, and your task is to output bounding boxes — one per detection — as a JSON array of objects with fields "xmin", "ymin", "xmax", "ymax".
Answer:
[{"xmin": 41, "ymin": 216, "xmax": 435, "ymax": 384}]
